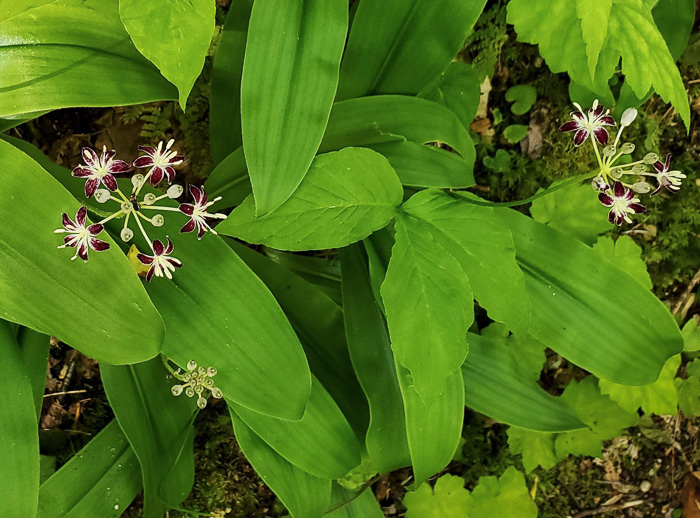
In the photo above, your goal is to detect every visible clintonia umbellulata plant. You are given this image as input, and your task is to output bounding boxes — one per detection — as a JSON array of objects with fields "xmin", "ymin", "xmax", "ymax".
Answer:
[{"xmin": 0, "ymin": 0, "xmax": 694, "ymax": 516}]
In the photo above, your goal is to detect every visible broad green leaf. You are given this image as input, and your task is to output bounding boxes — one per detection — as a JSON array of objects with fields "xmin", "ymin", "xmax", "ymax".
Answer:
[
  {"xmin": 592, "ymin": 236, "xmax": 653, "ymax": 289},
  {"xmin": 0, "ymin": 0, "xmax": 177, "ymax": 117},
  {"xmin": 507, "ymin": 0, "xmax": 690, "ymax": 128},
  {"xmin": 507, "ymin": 428, "xmax": 560, "ymax": 473},
  {"xmin": 320, "ymin": 95, "xmax": 475, "ymax": 188},
  {"xmin": 242, "ymin": 0, "xmax": 348, "ymax": 214},
  {"xmin": 0, "ymin": 321, "xmax": 39, "ymax": 517},
  {"xmin": 229, "ymin": 377, "xmax": 361, "ymax": 479},
  {"xmin": 102, "ymin": 359, "xmax": 197, "ymax": 518},
  {"xmin": 327, "ymin": 484, "xmax": 384, "ymax": 517},
  {"xmin": 209, "ymin": 0, "xmax": 254, "ymax": 164},
  {"xmin": 554, "ymin": 429, "xmax": 606, "ymax": 459},
  {"xmin": 462, "ymin": 333, "xmax": 585, "ymax": 432},
  {"xmin": 17, "ymin": 327, "xmax": 50, "ymax": 420},
  {"xmin": 404, "ymin": 474, "xmax": 470, "ymax": 518},
  {"xmin": 119, "ymin": 0, "xmax": 215, "ymax": 108},
  {"xmin": 503, "ymin": 124, "xmax": 529, "ymax": 143},
  {"xmin": 338, "ymin": 0, "xmax": 487, "ymax": 98},
  {"xmin": 676, "ymin": 374, "xmax": 700, "ymax": 416},
  {"xmin": 121, "ymin": 205, "xmax": 312, "ymax": 421},
  {"xmin": 418, "ymin": 62, "xmax": 482, "ymax": 129},
  {"xmin": 397, "ymin": 365, "xmax": 465, "ymax": 484},
  {"xmin": 505, "ymin": 85, "xmax": 537, "ymax": 115},
  {"xmin": 231, "ymin": 411, "xmax": 332, "ymax": 518},
  {"xmin": 682, "ymin": 319, "xmax": 700, "ymax": 352},
  {"xmin": 218, "ymin": 148, "xmax": 403, "ymax": 251},
  {"xmin": 39, "ymin": 456, "xmax": 56, "ymax": 485},
  {"xmin": 1, "ymin": 0, "xmax": 57, "ymax": 22},
  {"xmin": 599, "ymin": 354, "xmax": 680, "ymax": 415},
  {"xmin": 363, "ymin": 226, "xmax": 395, "ymax": 314},
  {"xmin": 229, "ymin": 240, "xmax": 368, "ymax": 437},
  {"xmin": 466, "ymin": 467, "xmax": 537, "ymax": 518},
  {"xmin": 403, "ymin": 190, "xmax": 530, "ymax": 336},
  {"xmin": 653, "ymin": 0, "xmax": 695, "ymax": 59},
  {"xmin": 340, "ymin": 244, "xmax": 411, "ymax": 473},
  {"xmin": 530, "ymin": 181, "xmax": 610, "ymax": 245},
  {"xmin": 204, "ymin": 147, "xmax": 252, "ymax": 207},
  {"xmin": 381, "ymin": 213, "xmax": 473, "ymax": 403},
  {"xmin": 38, "ymin": 421, "xmax": 142, "ymax": 517},
  {"xmin": 0, "ymin": 139, "xmax": 164, "ymax": 364},
  {"xmin": 498, "ymin": 208, "xmax": 682, "ymax": 385}
]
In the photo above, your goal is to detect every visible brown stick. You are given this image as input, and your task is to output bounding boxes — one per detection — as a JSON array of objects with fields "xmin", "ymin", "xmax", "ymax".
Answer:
[
  {"xmin": 672, "ymin": 268, "xmax": 700, "ymax": 315},
  {"xmin": 572, "ymin": 499, "xmax": 644, "ymax": 517}
]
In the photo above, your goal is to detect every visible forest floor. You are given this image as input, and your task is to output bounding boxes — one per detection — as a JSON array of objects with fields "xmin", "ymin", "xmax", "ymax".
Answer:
[{"xmin": 12, "ymin": 1, "xmax": 700, "ymax": 517}]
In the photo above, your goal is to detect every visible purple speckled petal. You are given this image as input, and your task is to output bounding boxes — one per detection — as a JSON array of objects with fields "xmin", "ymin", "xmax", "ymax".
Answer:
[
  {"xmin": 152, "ymin": 239, "xmax": 165, "ymax": 256},
  {"xmin": 85, "ymin": 177, "xmax": 100, "ymax": 198},
  {"xmin": 133, "ymin": 156, "xmax": 154, "ymax": 168},
  {"xmin": 179, "ymin": 203, "xmax": 195, "ymax": 216},
  {"xmin": 613, "ymin": 182, "xmax": 625, "ymax": 198},
  {"xmin": 87, "ymin": 223, "xmax": 103, "ymax": 236},
  {"xmin": 180, "ymin": 219, "xmax": 196, "ymax": 233},
  {"xmin": 599, "ymin": 193, "xmax": 615, "ymax": 206},
  {"xmin": 76, "ymin": 206, "xmax": 87, "ymax": 227},
  {"xmin": 81, "ymin": 147, "xmax": 99, "ymax": 167},
  {"xmin": 150, "ymin": 167, "xmax": 164, "ymax": 185},
  {"xmin": 102, "ymin": 174, "xmax": 118, "ymax": 191},
  {"xmin": 593, "ymin": 127, "xmax": 609, "ymax": 146},
  {"xmin": 573, "ymin": 129, "xmax": 589, "ymax": 146},
  {"xmin": 137, "ymin": 253, "xmax": 154, "ymax": 265},
  {"xmin": 72, "ymin": 166, "xmax": 93, "ymax": 178},
  {"xmin": 62, "ymin": 213, "xmax": 77, "ymax": 231},
  {"xmin": 164, "ymin": 237, "xmax": 174, "ymax": 255},
  {"xmin": 77, "ymin": 241, "xmax": 89, "ymax": 262},
  {"xmin": 109, "ymin": 160, "xmax": 131, "ymax": 173},
  {"xmin": 628, "ymin": 203, "xmax": 646, "ymax": 214},
  {"xmin": 89, "ymin": 238, "xmax": 110, "ymax": 252}
]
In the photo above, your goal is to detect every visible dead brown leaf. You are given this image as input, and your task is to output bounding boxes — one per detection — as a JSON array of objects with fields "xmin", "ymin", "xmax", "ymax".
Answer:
[{"xmin": 681, "ymin": 472, "xmax": 700, "ymax": 517}]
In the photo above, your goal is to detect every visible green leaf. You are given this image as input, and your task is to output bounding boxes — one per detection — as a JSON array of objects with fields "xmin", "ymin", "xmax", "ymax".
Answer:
[
  {"xmin": 682, "ymin": 319, "xmax": 700, "ymax": 352},
  {"xmin": 229, "ymin": 376, "xmax": 361, "ymax": 479},
  {"xmin": 228, "ymin": 240, "xmax": 369, "ymax": 437},
  {"xmin": 204, "ymin": 147, "xmax": 252, "ymax": 207},
  {"xmin": 38, "ymin": 421, "xmax": 142, "ymax": 517},
  {"xmin": 397, "ymin": 365, "xmax": 465, "ymax": 484},
  {"xmin": 418, "ymin": 62, "xmax": 482, "ymax": 129},
  {"xmin": 0, "ymin": 321, "xmax": 39, "ymax": 517},
  {"xmin": 404, "ymin": 474, "xmax": 470, "ymax": 518},
  {"xmin": 599, "ymin": 354, "xmax": 680, "ymax": 415},
  {"xmin": 119, "ymin": 0, "xmax": 215, "ymax": 108},
  {"xmin": 209, "ymin": 0, "xmax": 254, "ymax": 164},
  {"xmin": 498, "ymin": 208, "xmax": 682, "ymax": 385},
  {"xmin": 231, "ymin": 411, "xmax": 332, "ymax": 518},
  {"xmin": 338, "ymin": 0, "xmax": 487, "ymax": 99},
  {"xmin": 340, "ymin": 244, "xmax": 411, "ymax": 473},
  {"xmin": 403, "ymin": 190, "xmax": 530, "ymax": 337},
  {"xmin": 503, "ymin": 124, "xmax": 529, "ymax": 143},
  {"xmin": 102, "ymin": 359, "xmax": 197, "ymax": 518},
  {"xmin": 17, "ymin": 327, "xmax": 50, "ymax": 420},
  {"xmin": 466, "ymin": 467, "xmax": 537, "ymax": 518},
  {"xmin": 0, "ymin": 139, "xmax": 164, "ymax": 364},
  {"xmin": 507, "ymin": 0, "xmax": 690, "ymax": 128},
  {"xmin": 381, "ymin": 213, "xmax": 473, "ymax": 403},
  {"xmin": 320, "ymin": 95, "xmax": 475, "ymax": 189},
  {"xmin": 0, "ymin": 0, "xmax": 177, "ymax": 117},
  {"xmin": 676, "ymin": 373, "xmax": 700, "ymax": 416},
  {"xmin": 242, "ymin": 0, "xmax": 348, "ymax": 214},
  {"xmin": 530, "ymin": 181, "xmax": 610, "ymax": 245},
  {"xmin": 653, "ymin": 0, "xmax": 695, "ymax": 59},
  {"xmin": 327, "ymin": 484, "xmax": 384, "ymax": 517},
  {"xmin": 592, "ymin": 236, "xmax": 653, "ymax": 289},
  {"xmin": 463, "ymin": 333, "xmax": 586, "ymax": 432},
  {"xmin": 0, "ymin": 0, "xmax": 57, "ymax": 23},
  {"xmin": 218, "ymin": 148, "xmax": 403, "ymax": 251},
  {"xmin": 507, "ymin": 428, "xmax": 560, "ymax": 472},
  {"xmin": 505, "ymin": 85, "xmax": 537, "ymax": 115}
]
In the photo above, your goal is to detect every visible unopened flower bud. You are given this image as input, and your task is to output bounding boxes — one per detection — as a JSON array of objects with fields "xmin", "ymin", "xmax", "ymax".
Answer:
[
  {"xmin": 620, "ymin": 142, "xmax": 635, "ymax": 154},
  {"xmin": 610, "ymin": 168, "xmax": 624, "ymax": 179},
  {"xmin": 152, "ymin": 214, "xmax": 164, "ymax": 227},
  {"xmin": 603, "ymin": 145, "xmax": 616, "ymax": 157},
  {"xmin": 121, "ymin": 201, "xmax": 132, "ymax": 212},
  {"xmin": 620, "ymin": 107, "xmax": 638, "ymax": 127},
  {"xmin": 171, "ymin": 385, "xmax": 183, "ymax": 396},
  {"xmin": 131, "ymin": 174, "xmax": 145, "ymax": 189},
  {"xmin": 591, "ymin": 175, "xmax": 610, "ymax": 192},
  {"xmin": 644, "ymin": 153, "xmax": 659, "ymax": 164},
  {"xmin": 94, "ymin": 189, "xmax": 110, "ymax": 203},
  {"xmin": 632, "ymin": 164, "xmax": 647, "ymax": 174},
  {"xmin": 120, "ymin": 228, "xmax": 133, "ymax": 242},
  {"xmin": 632, "ymin": 182, "xmax": 652, "ymax": 194},
  {"xmin": 167, "ymin": 185, "xmax": 184, "ymax": 199},
  {"xmin": 142, "ymin": 193, "xmax": 156, "ymax": 205}
]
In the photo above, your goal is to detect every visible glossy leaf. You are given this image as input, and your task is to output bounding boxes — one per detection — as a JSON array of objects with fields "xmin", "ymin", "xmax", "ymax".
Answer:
[
  {"xmin": 397, "ymin": 365, "xmax": 464, "ymax": 484},
  {"xmin": 0, "ymin": 321, "xmax": 39, "ymax": 517},
  {"xmin": 102, "ymin": 359, "xmax": 197, "ymax": 518},
  {"xmin": 0, "ymin": 0, "xmax": 177, "ymax": 117},
  {"xmin": 16, "ymin": 327, "xmax": 50, "ymax": 420},
  {"xmin": 327, "ymin": 484, "xmax": 384, "ymax": 517},
  {"xmin": 231, "ymin": 410, "xmax": 332, "ymax": 518},
  {"xmin": 419, "ymin": 62, "xmax": 482, "ymax": 129},
  {"xmin": 228, "ymin": 240, "xmax": 368, "ymax": 437},
  {"xmin": 338, "ymin": 0, "xmax": 487, "ymax": 98},
  {"xmin": 0, "ymin": 139, "xmax": 164, "ymax": 364},
  {"xmin": 462, "ymin": 333, "xmax": 585, "ymax": 432},
  {"xmin": 340, "ymin": 244, "xmax": 411, "ymax": 473},
  {"xmin": 320, "ymin": 95, "xmax": 475, "ymax": 188},
  {"xmin": 204, "ymin": 146, "xmax": 252, "ymax": 207},
  {"xmin": 498, "ymin": 208, "xmax": 683, "ymax": 385},
  {"xmin": 230, "ymin": 376, "xmax": 361, "ymax": 479},
  {"xmin": 119, "ymin": 0, "xmax": 216, "ymax": 108},
  {"xmin": 218, "ymin": 148, "xmax": 403, "ymax": 251},
  {"xmin": 209, "ymin": 0, "xmax": 254, "ymax": 164},
  {"xmin": 38, "ymin": 420, "xmax": 142, "ymax": 517},
  {"xmin": 242, "ymin": 0, "xmax": 348, "ymax": 214},
  {"xmin": 381, "ymin": 213, "xmax": 473, "ymax": 403},
  {"xmin": 592, "ymin": 235, "xmax": 652, "ymax": 289},
  {"xmin": 403, "ymin": 190, "xmax": 530, "ymax": 336},
  {"xmin": 403, "ymin": 474, "xmax": 470, "ymax": 518},
  {"xmin": 122, "ymin": 207, "xmax": 312, "ymax": 421}
]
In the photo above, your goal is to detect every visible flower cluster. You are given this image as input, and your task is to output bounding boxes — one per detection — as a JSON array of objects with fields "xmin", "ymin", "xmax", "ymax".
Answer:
[
  {"xmin": 560, "ymin": 100, "xmax": 686, "ymax": 226},
  {"xmin": 55, "ymin": 140, "xmax": 227, "ymax": 280},
  {"xmin": 170, "ymin": 360, "xmax": 223, "ymax": 409}
]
